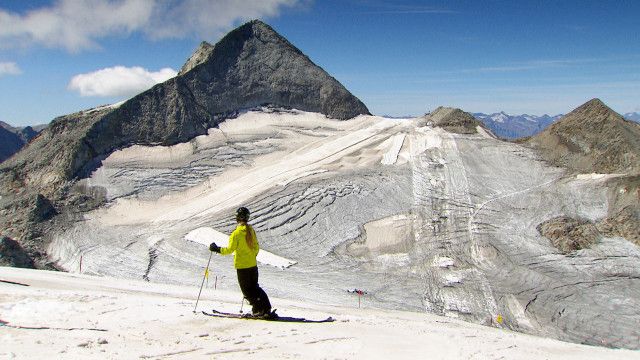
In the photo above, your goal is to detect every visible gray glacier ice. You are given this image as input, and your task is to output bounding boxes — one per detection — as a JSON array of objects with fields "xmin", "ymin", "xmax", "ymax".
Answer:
[{"xmin": 47, "ymin": 109, "xmax": 640, "ymax": 349}]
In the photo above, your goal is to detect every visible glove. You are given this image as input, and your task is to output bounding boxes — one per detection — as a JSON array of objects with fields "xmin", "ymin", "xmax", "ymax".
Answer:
[{"xmin": 209, "ymin": 242, "xmax": 220, "ymax": 253}]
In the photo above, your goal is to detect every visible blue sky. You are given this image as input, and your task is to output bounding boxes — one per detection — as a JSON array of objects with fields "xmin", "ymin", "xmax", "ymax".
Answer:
[{"xmin": 1, "ymin": 0, "xmax": 639, "ymax": 126}]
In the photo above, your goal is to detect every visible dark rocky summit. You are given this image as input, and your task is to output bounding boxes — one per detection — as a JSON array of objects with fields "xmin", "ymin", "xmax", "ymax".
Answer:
[{"xmin": 0, "ymin": 19, "xmax": 369, "ymax": 268}]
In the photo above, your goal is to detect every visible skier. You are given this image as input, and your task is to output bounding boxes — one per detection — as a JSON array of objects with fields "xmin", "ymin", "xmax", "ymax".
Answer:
[{"xmin": 209, "ymin": 207, "xmax": 276, "ymax": 319}]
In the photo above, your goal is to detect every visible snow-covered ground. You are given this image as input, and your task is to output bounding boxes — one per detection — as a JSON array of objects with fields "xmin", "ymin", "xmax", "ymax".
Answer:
[
  {"xmin": 43, "ymin": 109, "xmax": 640, "ymax": 349},
  {"xmin": 2, "ymin": 267, "xmax": 639, "ymax": 359}
]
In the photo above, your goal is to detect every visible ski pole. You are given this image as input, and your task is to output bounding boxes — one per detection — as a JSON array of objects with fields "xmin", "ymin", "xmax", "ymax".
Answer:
[
  {"xmin": 193, "ymin": 251, "xmax": 213, "ymax": 313},
  {"xmin": 240, "ymin": 297, "xmax": 245, "ymax": 314}
]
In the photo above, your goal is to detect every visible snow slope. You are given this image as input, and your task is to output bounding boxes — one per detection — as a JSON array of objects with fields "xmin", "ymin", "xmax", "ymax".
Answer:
[
  {"xmin": 44, "ymin": 109, "xmax": 640, "ymax": 349},
  {"xmin": 184, "ymin": 227, "xmax": 297, "ymax": 269},
  {"xmin": 2, "ymin": 267, "xmax": 638, "ymax": 360}
]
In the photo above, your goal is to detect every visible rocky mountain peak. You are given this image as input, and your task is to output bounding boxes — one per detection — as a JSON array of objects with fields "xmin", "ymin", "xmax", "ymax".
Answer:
[
  {"xmin": 527, "ymin": 98, "xmax": 640, "ymax": 174},
  {"xmin": 579, "ymin": 97, "xmax": 607, "ymax": 110},
  {"xmin": 546, "ymin": 98, "xmax": 631, "ymax": 136},
  {"xmin": 176, "ymin": 19, "xmax": 369, "ymax": 120},
  {"xmin": 1, "ymin": 19, "xmax": 370, "ymax": 195},
  {"xmin": 178, "ymin": 41, "xmax": 214, "ymax": 75},
  {"xmin": 561, "ymin": 98, "xmax": 617, "ymax": 125}
]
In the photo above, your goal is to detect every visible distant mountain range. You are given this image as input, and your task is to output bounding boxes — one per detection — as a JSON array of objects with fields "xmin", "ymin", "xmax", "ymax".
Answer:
[
  {"xmin": 472, "ymin": 112, "xmax": 563, "ymax": 139},
  {"xmin": 474, "ymin": 110, "xmax": 640, "ymax": 140},
  {"xmin": 624, "ymin": 112, "xmax": 640, "ymax": 122},
  {"xmin": 0, "ymin": 121, "xmax": 47, "ymax": 162}
]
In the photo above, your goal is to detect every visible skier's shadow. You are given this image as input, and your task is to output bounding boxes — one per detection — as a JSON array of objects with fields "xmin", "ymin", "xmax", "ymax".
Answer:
[{"xmin": 269, "ymin": 316, "xmax": 335, "ymax": 323}]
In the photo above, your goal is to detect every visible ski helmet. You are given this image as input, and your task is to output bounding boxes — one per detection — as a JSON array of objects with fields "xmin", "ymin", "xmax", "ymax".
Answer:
[{"xmin": 236, "ymin": 207, "xmax": 250, "ymax": 222}]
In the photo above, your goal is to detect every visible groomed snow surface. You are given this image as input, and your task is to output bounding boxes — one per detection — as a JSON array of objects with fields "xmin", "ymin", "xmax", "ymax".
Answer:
[{"xmin": 2, "ymin": 267, "xmax": 638, "ymax": 360}]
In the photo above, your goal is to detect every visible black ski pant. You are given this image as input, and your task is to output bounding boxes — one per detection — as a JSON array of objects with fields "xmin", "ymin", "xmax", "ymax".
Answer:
[{"xmin": 237, "ymin": 266, "xmax": 271, "ymax": 315}]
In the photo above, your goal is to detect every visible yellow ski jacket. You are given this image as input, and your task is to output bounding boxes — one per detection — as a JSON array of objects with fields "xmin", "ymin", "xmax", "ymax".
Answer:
[{"xmin": 220, "ymin": 224, "xmax": 259, "ymax": 269}]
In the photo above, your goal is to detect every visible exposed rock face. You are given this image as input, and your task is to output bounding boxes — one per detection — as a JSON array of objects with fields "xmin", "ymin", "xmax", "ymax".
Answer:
[
  {"xmin": 527, "ymin": 98, "xmax": 640, "ymax": 174},
  {"xmin": 0, "ymin": 236, "xmax": 35, "ymax": 268},
  {"xmin": 537, "ymin": 216, "xmax": 600, "ymax": 253},
  {"xmin": 598, "ymin": 206, "xmax": 640, "ymax": 246},
  {"xmin": 178, "ymin": 41, "xmax": 214, "ymax": 75},
  {"xmin": 1, "ymin": 107, "xmax": 112, "ymax": 195},
  {"xmin": 426, "ymin": 107, "xmax": 488, "ymax": 134},
  {"xmin": 529, "ymin": 99, "xmax": 640, "ymax": 251},
  {"xmin": 177, "ymin": 20, "xmax": 369, "ymax": 120},
  {"xmin": 28, "ymin": 194, "xmax": 57, "ymax": 222}
]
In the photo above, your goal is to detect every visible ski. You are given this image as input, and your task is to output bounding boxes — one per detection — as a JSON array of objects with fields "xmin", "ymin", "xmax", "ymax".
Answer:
[{"xmin": 202, "ymin": 309, "xmax": 334, "ymax": 323}]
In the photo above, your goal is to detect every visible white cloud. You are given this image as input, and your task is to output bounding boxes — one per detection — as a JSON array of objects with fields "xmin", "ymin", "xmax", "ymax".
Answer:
[
  {"xmin": 0, "ymin": 61, "xmax": 21, "ymax": 77},
  {"xmin": 0, "ymin": 0, "xmax": 154, "ymax": 52},
  {"xmin": 0, "ymin": 0, "xmax": 300, "ymax": 52},
  {"xmin": 68, "ymin": 66, "xmax": 177, "ymax": 97}
]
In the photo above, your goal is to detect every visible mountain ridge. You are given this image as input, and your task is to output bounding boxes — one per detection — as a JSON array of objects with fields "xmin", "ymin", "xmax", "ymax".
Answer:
[
  {"xmin": 624, "ymin": 111, "xmax": 640, "ymax": 122},
  {"xmin": 473, "ymin": 112, "xmax": 562, "ymax": 139},
  {"xmin": 0, "ymin": 121, "xmax": 46, "ymax": 163},
  {"xmin": 0, "ymin": 19, "xmax": 370, "ymax": 267},
  {"xmin": 1, "ymin": 19, "xmax": 370, "ymax": 195}
]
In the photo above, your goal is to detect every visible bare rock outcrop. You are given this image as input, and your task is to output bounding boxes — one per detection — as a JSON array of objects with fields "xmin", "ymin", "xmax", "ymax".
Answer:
[
  {"xmin": 178, "ymin": 41, "xmax": 214, "ymax": 75},
  {"xmin": 537, "ymin": 216, "xmax": 600, "ymax": 253},
  {"xmin": 597, "ymin": 206, "xmax": 640, "ymax": 246},
  {"xmin": 426, "ymin": 107, "xmax": 488, "ymax": 134},
  {"xmin": 0, "ymin": 236, "xmax": 35, "ymax": 268}
]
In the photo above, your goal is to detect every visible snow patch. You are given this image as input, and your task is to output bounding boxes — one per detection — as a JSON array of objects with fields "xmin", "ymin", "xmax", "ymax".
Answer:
[
  {"xmin": 433, "ymin": 257, "xmax": 455, "ymax": 268},
  {"xmin": 84, "ymin": 100, "xmax": 126, "ymax": 114},
  {"xmin": 443, "ymin": 274, "xmax": 462, "ymax": 287},
  {"xmin": 491, "ymin": 113, "xmax": 508, "ymax": 123},
  {"xmin": 575, "ymin": 173, "xmax": 626, "ymax": 181},
  {"xmin": 476, "ymin": 126, "xmax": 495, "ymax": 139},
  {"xmin": 381, "ymin": 134, "xmax": 406, "ymax": 165}
]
